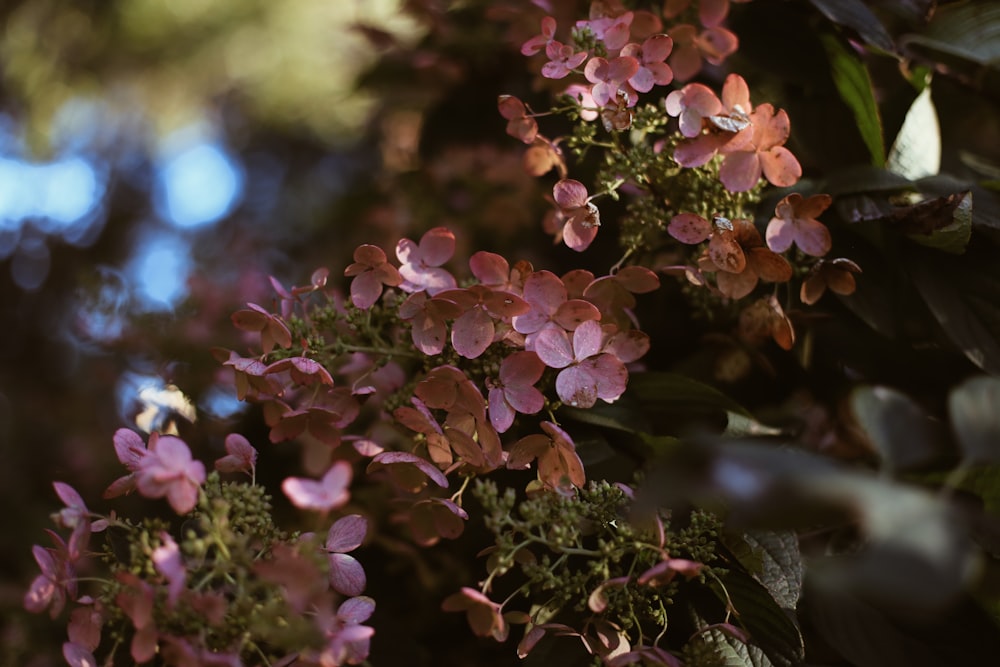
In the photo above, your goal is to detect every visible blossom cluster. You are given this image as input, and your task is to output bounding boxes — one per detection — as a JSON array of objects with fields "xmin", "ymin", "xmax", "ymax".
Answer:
[
  {"xmin": 26, "ymin": 431, "xmax": 374, "ymax": 667},
  {"xmin": 498, "ymin": 2, "xmax": 861, "ymax": 358}
]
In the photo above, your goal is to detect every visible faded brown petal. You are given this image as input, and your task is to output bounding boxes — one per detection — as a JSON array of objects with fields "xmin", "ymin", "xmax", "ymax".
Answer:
[
  {"xmin": 708, "ymin": 231, "xmax": 746, "ymax": 273},
  {"xmin": 748, "ymin": 247, "xmax": 792, "ymax": 283}
]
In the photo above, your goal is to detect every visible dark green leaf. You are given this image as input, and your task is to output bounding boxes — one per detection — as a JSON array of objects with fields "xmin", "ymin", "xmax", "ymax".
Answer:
[
  {"xmin": 906, "ymin": 246, "xmax": 1000, "ymax": 374},
  {"xmin": 809, "ymin": 0, "xmax": 895, "ymax": 52},
  {"xmin": 823, "ymin": 164, "xmax": 913, "ymax": 196},
  {"xmin": 949, "ymin": 376, "xmax": 1000, "ymax": 464},
  {"xmin": 741, "ymin": 532, "xmax": 804, "ymax": 611},
  {"xmin": 850, "ymin": 385, "xmax": 950, "ymax": 471},
  {"xmin": 821, "ymin": 33, "xmax": 886, "ymax": 166},
  {"xmin": 627, "ymin": 372, "xmax": 751, "ymax": 417},
  {"xmin": 714, "ymin": 569, "xmax": 804, "ymax": 667}
]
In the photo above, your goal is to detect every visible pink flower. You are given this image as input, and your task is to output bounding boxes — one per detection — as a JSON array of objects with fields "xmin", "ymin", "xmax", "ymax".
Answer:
[
  {"xmin": 535, "ymin": 320, "xmax": 627, "ymax": 408},
  {"xmin": 486, "ymin": 351, "xmax": 546, "ymax": 433},
  {"xmin": 542, "ymin": 40, "xmax": 589, "ymax": 79},
  {"xmin": 52, "ymin": 482, "xmax": 92, "ymax": 559},
  {"xmin": 116, "ymin": 573, "xmax": 158, "ymax": 662},
  {"xmin": 152, "ymin": 532, "xmax": 186, "ymax": 608},
  {"xmin": 620, "ymin": 35, "xmax": 673, "ymax": 92},
  {"xmin": 576, "ymin": 12, "xmax": 634, "ymax": 52},
  {"xmin": 698, "ymin": 218, "xmax": 793, "ymax": 299},
  {"xmin": 637, "ymin": 558, "xmax": 704, "ymax": 585},
  {"xmin": 367, "ymin": 450, "xmax": 449, "ymax": 493},
  {"xmin": 507, "ymin": 421, "xmax": 586, "ymax": 491},
  {"xmin": 800, "ymin": 258, "xmax": 861, "ymax": 305},
  {"xmin": 24, "ymin": 535, "xmax": 76, "ymax": 618},
  {"xmin": 552, "ymin": 179, "xmax": 601, "ymax": 251},
  {"xmin": 282, "ymin": 460, "xmax": 352, "ymax": 512},
  {"xmin": 665, "ymin": 83, "xmax": 722, "ymax": 137},
  {"xmin": 521, "ymin": 15, "xmax": 557, "ymax": 56},
  {"xmin": 398, "ymin": 291, "xmax": 463, "ymax": 356},
  {"xmin": 498, "ymin": 95, "xmax": 538, "ymax": 144},
  {"xmin": 582, "ymin": 266, "xmax": 660, "ymax": 331},
  {"xmin": 766, "ymin": 192, "xmax": 833, "ymax": 256},
  {"xmin": 231, "ymin": 302, "xmax": 292, "ymax": 354},
  {"xmin": 564, "ymin": 84, "xmax": 599, "ymax": 121},
  {"xmin": 135, "ymin": 435, "xmax": 206, "ymax": 514},
  {"xmin": 326, "ymin": 514, "xmax": 368, "ymax": 596},
  {"xmin": 315, "ymin": 596, "xmax": 377, "ymax": 666},
  {"xmin": 68, "ymin": 599, "xmax": 104, "ymax": 653},
  {"xmin": 63, "ymin": 643, "xmax": 98, "ymax": 667},
  {"xmin": 664, "ymin": 0, "xmax": 741, "ymax": 28},
  {"xmin": 435, "ymin": 285, "xmax": 529, "ymax": 359},
  {"xmin": 344, "ymin": 244, "xmax": 402, "ymax": 310},
  {"xmin": 213, "ymin": 432, "xmax": 258, "ymax": 477},
  {"xmin": 668, "ymin": 23, "xmax": 739, "ymax": 82},
  {"xmin": 512, "ymin": 270, "xmax": 600, "ymax": 349},
  {"xmin": 719, "ymin": 103, "xmax": 802, "ymax": 192},
  {"xmin": 396, "ymin": 226, "xmax": 458, "ymax": 295},
  {"xmin": 442, "ymin": 587, "xmax": 508, "ymax": 641},
  {"xmin": 408, "ymin": 497, "xmax": 469, "ymax": 546},
  {"xmin": 584, "ymin": 56, "xmax": 641, "ymax": 107},
  {"xmin": 103, "ymin": 428, "xmax": 149, "ymax": 499}
]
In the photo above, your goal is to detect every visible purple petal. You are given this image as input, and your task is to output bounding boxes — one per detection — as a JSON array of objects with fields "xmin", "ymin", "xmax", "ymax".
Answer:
[
  {"xmin": 327, "ymin": 514, "xmax": 368, "ymax": 553},
  {"xmin": 534, "ymin": 328, "xmax": 575, "ymax": 369},
  {"xmin": 329, "ymin": 553, "xmax": 367, "ymax": 596}
]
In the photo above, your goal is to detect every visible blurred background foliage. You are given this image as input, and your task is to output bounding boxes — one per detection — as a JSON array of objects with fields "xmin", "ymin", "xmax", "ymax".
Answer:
[{"xmin": 3, "ymin": 0, "xmax": 1000, "ymax": 665}]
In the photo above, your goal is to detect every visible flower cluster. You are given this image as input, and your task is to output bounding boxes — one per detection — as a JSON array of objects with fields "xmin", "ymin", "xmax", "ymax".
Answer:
[{"xmin": 26, "ymin": 430, "xmax": 374, "ymax": 667}]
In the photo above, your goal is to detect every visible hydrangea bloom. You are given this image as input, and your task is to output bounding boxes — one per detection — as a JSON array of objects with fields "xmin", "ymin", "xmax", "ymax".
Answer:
[
  {"xmin": 344, "ymin": 244, "xmax": 402, "ymax": 310},
  {"xmin": 396, "ymin": 226, "xmax": 458, "ymax": 295},
  {"xmin": 535, "ymin": 320, "xmax": 628, "ymax": 408},
  {"xmin": 766, "ymin": 192, "xmax": 833, "ymax": 256},
  {"xmin": 135, "ymin": 435, "xmax": 206, "ymax": 514},
  {"xmin": 442, "ymin": 587, "xmax": 508, "ymax": 641},
  {"xmin": 620, "ymin": 35, "xmax": 673, "ymax": 92},
  {"xmin": 552, "ymin": 179, "xmax": 601, "ymax": 251},
  {"xmin": 486, "ymin": 351, "xmax": 545, "ymax": 433},
  {"xmin": 507, "ymin": 421, "xmax": 586, "ymax": 491},
  {"xmin": 719, "ymin": 103, "xmax": 802, "ymax": 192},
  {"xmin": 282, "ymin": 460, "xmax": 352, "ymax": 512}
]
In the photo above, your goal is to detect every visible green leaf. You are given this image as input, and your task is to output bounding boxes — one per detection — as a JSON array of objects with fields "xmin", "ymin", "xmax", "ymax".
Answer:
[
  {"xmin": 692, "ymin": 624, "xmax": 776, "ymax": 667},
  {"xmin": 886, "ymin": 85, "xmax": 940, "ymax": 180},
  {"xmin": 809, "ymin": 0, "xmax": 895, "ymax": 52},
  {"xmin": 821, "ymin": 33, "xmax": 886, "ymax": 166},
  {"xmin": 741, "ymin": 532, "xmax": 804, "ymax": 611},
  {"xmin": 714, "ymin": 569, "xmax": 804, "ymax": 667},
  {"xmin": 628, "ymin": 372, "xmax": 752, "ymax": 417},
  {"xmin": 906, "ymin": 245, "xmax": 1000, "ymax": 374},
  {"xmin": 949, "ymin": 376, "xmax": 1000, "ymax": 464},
  {"xmin": 850, "ymin": 385, "xmax": 949, "ymax": 471}
]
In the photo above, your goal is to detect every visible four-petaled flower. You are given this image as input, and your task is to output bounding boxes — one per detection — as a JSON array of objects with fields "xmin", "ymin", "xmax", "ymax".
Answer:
[
  {"xmin": 584, "ymin": 56, "xmax": 640, "ymax": 107},
  {"xmin": 668, "ymin": 23, "xmax": 739, "ymax": 82},
  {"xmin": 766, "ymin": 192, "xmax": 833, "ymax": 256},
  {"xmin": 344, "ymin": 244, "xmax": 403, "ymax": 309},
  {"xmin": 396, "ymin": 226, "xmax": 458, "ymax": 295},
  {"xmin": 214, "ymin": 432, "xmax": 258, "ymax": 477},
  {"xmin": 535, "ymin": 319, "xmax": 628, "ymax": 408},
  {"xmin": 542, "ymin": 41, "xmax": 589, "ymax": 79},
  {"xmin": 135, "ymin": 434, "xmax": 206, "ymax": 514},
  {"xmin": 486, "ymin": 351, "xmax": 546, "ymax": 433},
  {"xmin": 800, "ymin": 258, "xmax": 862, "ymax": 305},
  {"xmin": 497, "ymin": 95, "xmax": 539, "ymax": 144},
  {"xmin": 719, "ymin": 103, "xmax": 802, "ymax": 192},
  {"xmin": 552, "ymin": 179, "xmax": 601, "ymax": 251},
  {"xmin": 282, "ymin": 460, "xmax": 352, "ymax": 512},
  {"xmin": 507, "ymin": 420, "xmax": 586, "ymax": 491},
  {"xmin": 620, "ymin": 35, "xmax": 674, "ymax": 92},
  {"xmin": 442, "ymin": 587, "xmax": 509, "ymax": 641},
  {"xmin": 698, "ymin": 218, "xmax": 793, "ymax": 299},
  {"xmin": 230, "ymin": 302, "xmax": 292, "ymax": 354}
]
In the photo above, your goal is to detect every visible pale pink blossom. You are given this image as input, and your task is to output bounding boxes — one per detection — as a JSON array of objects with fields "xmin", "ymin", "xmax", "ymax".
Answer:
[
  {"xmin": 282, "ymin": 460, "xmax": 352, "ymax": 512},
  {"xmin": 135, "ymin": 435, "xmax": 205, "ymax": 514}
]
